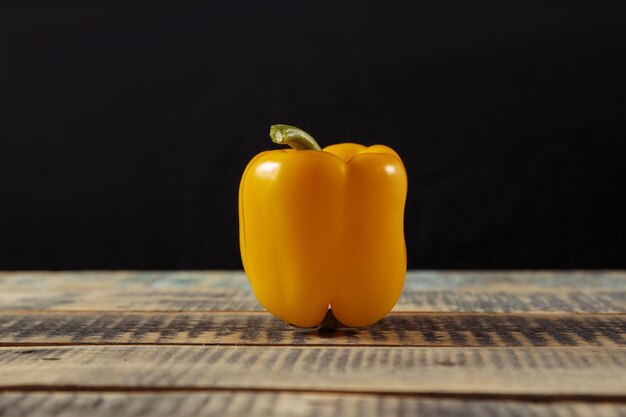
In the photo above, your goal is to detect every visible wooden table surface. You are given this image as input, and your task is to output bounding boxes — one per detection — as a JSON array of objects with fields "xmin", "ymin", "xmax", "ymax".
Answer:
[{"xmin": 0, "ymin": 271, "xmax": 624, "ymax": 416}]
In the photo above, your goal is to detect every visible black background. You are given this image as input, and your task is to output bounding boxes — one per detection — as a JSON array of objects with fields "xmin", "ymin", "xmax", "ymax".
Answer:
[{"xmin": 2, "ymin": 1, "xmax": 625, "ymax": 269}]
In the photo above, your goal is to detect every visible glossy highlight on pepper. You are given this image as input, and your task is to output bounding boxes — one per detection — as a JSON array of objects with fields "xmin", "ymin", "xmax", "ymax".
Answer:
[{"xmin": 239, "ymin": 124, "xmax": 407, "ymax": 328}]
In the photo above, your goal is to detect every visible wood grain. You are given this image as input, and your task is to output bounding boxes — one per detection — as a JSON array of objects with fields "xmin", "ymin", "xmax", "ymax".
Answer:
[
  {"xmin": 2, "ymin": 289, "xmax": 625, "ymax": 313},
  {"xmin": 2, "ymin": 271, "xmax": 625, "ymax": 291},
  {"xmin": 1, "ymin": 311, "xmax": 624, "ymax": 347},
  {"xmin": 0, "ymin": 346, "xmax": 624, "ymax": 398},
  {"xmin": 1, "ymin": 270, "xmax": 624, "ymax": 313},
  {"xmin": 1, "ymin": 392, "xmax": 624, "ymax": 417},
  {"xmin": 1, "ymin": 271, "xmax": 624, "ymax": 416}
]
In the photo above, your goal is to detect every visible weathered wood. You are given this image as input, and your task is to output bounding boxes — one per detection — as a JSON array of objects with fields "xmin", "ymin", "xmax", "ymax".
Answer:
[
  {"xmin": 1, "ymin": 271, "xmax": 623, "ymax": 313},
  {"xmin": 0, "ymin": 270, "xmax": 626, "ymax": 291},
  {"xmin": 1, "ymin": 271, "xmax": 624, "ymax": 414},
  {"xmin": 0, "ymin": 392, "xmax": 624, "ymax": 417},
  {"xmin": 2, "ymin": 270, "xmax": 625, "ymax": 290},
  {"xmin": 0, "ymin": 346, "xmax": 624, "ymax": 398},
  {"xmin": 1, "ymin": 289, "xmax": 624, "ymax": 314},
  {"xmin": 398, "ymin": 290, "xmax": 626, "ymax": 313},
  {"xmin": 0, "ymin": 289, "xmax": 261, "ymax": 312},
  {"xmin": 1, "ymin": 312, "xmax": 624, "ymax": 347}
]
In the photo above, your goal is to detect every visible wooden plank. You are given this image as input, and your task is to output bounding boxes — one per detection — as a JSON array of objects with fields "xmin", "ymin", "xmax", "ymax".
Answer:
[
  {"xmin": 1, "ymin": 288, "xmax": 624, "ymax": 314},
  {"xmin": 0, "ymin": 346, "xmax": 624, "ymax": 398},
  {"xmin": 2, "ymin": 270, "xmax": 625, "ymax": 291},
  {"xmin": 0, "ymin": 271, "xmax": 246, "ymax": 292},
  {"xmin": 1, "ymin": 312, "xmax": 624, "ymax": 347},
  {"xmin": 402, "ymin": 271, "xmax": 626, "ymax": 291},
  {"xmin": 0, "ymin": 392, "xmax": 624, "ymax": 417},
  {"xmin": 0, "ymin": 289, "xmax": 261, "ymax": 312},
  {"xmin": 1, "ymin": 271, "xmax": 623, "ymax": 313},
  {"xmin": 0, "ymin": 289, "xmax": 260, "ymax": 312}
]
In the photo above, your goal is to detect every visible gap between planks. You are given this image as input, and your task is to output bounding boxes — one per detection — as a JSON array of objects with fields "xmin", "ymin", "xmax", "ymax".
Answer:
[
  {"xmin": 4, "ymin": 343, "xmax": 620, "ymax": 349},
  {"xmin": 1, "ymin": 385, "xmax": 626, "ymax": 404},
  {"xmin": 1, "ymin": 310, "xmax": 625, "ymax": 316}
]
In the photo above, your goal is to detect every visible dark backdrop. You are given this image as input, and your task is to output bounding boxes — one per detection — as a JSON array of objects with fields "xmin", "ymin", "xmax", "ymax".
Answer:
[{"xmin": 2, "ymin": 1, "xmax": 625, "ymax": 269}]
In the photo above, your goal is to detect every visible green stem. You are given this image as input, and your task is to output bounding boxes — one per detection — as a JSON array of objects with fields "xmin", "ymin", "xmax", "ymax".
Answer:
[
  {"xmin": 269, "ymin": 124, "xmax": 321, "ymax": 150},
  {"xmin": 317, "ymin": 308, "xmax": 342, "ymax": 332}
]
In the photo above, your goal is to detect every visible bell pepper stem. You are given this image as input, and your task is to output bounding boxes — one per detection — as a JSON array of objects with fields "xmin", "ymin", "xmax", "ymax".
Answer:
[
  {"xmin": 270, "ymin": 124, "xmax": 322, "ymax": 151},
  {"xmin": 317, "ymin": 308, "xmax": 342, "ymax": 332}
]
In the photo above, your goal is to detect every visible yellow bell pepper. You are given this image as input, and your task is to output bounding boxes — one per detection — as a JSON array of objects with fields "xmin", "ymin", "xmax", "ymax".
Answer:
[{"xmin": 239, "ymin": 124, "xmax": 407, "ymax": 329}]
